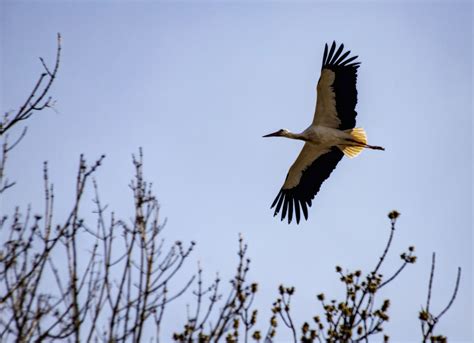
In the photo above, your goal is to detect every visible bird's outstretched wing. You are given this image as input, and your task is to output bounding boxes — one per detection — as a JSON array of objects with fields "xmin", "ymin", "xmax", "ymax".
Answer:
[
  {"xmin": 312, "ymin": 41, "xmax": 360, "ymax": 130},
  {"xmin": 271, "ymin": 144, "xmax": 344, "ymax": 224}
]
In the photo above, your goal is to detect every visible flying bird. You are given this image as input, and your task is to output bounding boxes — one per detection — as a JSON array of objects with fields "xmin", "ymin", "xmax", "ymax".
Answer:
[{"xmin": 263, "ymin": 41, "xmax": 384, "ymax": 224}]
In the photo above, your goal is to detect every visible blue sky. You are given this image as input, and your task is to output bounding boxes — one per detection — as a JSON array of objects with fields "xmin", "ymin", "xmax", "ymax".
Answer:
[{"xmin": 1, "ymin": 1, "xmax": 472, "ymax": 341}]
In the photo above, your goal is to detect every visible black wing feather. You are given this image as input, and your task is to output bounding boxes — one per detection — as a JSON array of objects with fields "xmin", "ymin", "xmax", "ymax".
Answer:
[
  {"xmin": 287, "ymin": 198, "xmax": 293, "ymax": 224},
  {"xmin": 271, "ymin": 148, "xmax": 344, "ymax": 224},
  {"xmin": 275, "ymin": 192, "xmax": 285, "ymax": 215},
  {"xmin": 321, "ymin": 44, "xmax": 328, "ymax": 69},
  {"xmin": 321, "ymin": 41, "xmax": 360, "ymax": 130},
  {"xmin": 339, "ymin": 55, "xmax": 358, "ymax": 66},
  {"xmin": 329, "ymin": 44, "xmax": 344, "ymax": 65},
  {"xmin": 327, "ymin": 42, "xmax": 336, "ymax": 64},
  {"xmin": 334, "ymin": 50, "xmax": 351, "ymax": 65},
  {"xmin": 294, "ymin": 198, "xmax": 301, "ymax": 224},
  {"xmin": 300, "ymin": 200, "xmax": 308, "ymax": 220},
  {"xmin": 281, "ymin": 194, "xmax": 289, "ymax": 220},
  {"xmin": 271, "ymin": 189, "xmax": 282, "ymax": 208}
]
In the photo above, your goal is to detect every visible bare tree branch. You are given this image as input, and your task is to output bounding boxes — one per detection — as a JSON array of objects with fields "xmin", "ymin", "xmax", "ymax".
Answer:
[
  {"xmin": 0, "ymin": 33, "xmax": 61, "ymax": 136},
  {"xmin": 420, "ymin": 253, "xmax": 462, "ymax": 342}
]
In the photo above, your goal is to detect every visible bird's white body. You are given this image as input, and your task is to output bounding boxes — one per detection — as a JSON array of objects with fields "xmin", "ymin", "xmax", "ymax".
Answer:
[{"xmin": 301, "ymin": 125, "xmax": 351, "ymax": 146}]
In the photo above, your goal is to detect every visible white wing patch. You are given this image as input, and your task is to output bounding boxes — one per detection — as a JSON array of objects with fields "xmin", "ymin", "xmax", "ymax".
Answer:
[
  {"xmin": 283, "ymin": 143, "xmax": 331, "ymax": 189},
  {"xmin": 313, "ymin": 69, "xmax": 341, "ymax": 128}
]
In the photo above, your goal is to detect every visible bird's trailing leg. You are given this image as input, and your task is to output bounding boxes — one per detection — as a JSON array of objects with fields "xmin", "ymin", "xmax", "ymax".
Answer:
[{"xmin": 364, "ymin": 144, "xmax": 385, "ymax": 151}]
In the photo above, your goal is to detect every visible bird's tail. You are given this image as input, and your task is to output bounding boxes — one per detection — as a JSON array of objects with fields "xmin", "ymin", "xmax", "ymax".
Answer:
[
  {"xmin": 341, "ymin": 128, "xmax": 368, "ymax": 158},
  {"xmin": 340, "ymin": 128, "xmax": 385, "ymax": 158}
]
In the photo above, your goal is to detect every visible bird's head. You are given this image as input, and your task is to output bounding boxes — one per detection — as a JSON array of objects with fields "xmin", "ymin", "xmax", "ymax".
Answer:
[{"xmin": 262, "ymin": 129, "xmax": 290, "ymax": 138}]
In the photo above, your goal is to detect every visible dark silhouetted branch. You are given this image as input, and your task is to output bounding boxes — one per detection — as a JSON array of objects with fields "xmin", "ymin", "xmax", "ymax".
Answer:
[{"xmin": 420, "ymin": 253, "xmax": 461, "ymax": 342}]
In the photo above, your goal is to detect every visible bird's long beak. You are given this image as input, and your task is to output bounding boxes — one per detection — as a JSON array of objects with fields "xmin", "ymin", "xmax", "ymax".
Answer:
[{"xmin": 263, "ymin": 130, "xmax": 281, "ymax": 138}]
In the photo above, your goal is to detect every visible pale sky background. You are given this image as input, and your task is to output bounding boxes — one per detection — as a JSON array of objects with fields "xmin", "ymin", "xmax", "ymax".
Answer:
[{"xmin": 1, "ymin": 1, "xmax": 472, "ymax": 342}]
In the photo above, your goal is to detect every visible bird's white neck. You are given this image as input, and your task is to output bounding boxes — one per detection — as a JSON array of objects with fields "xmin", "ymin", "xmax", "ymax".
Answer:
[{"xmin": 283, "ymin": 131, "xmax": 307, "ymax": 141}]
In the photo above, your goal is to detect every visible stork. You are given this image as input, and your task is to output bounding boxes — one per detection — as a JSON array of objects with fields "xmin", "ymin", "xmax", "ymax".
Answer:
[{"xmin": 263, "ymin": 41, "xmax": 384, "ymax": 224}]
